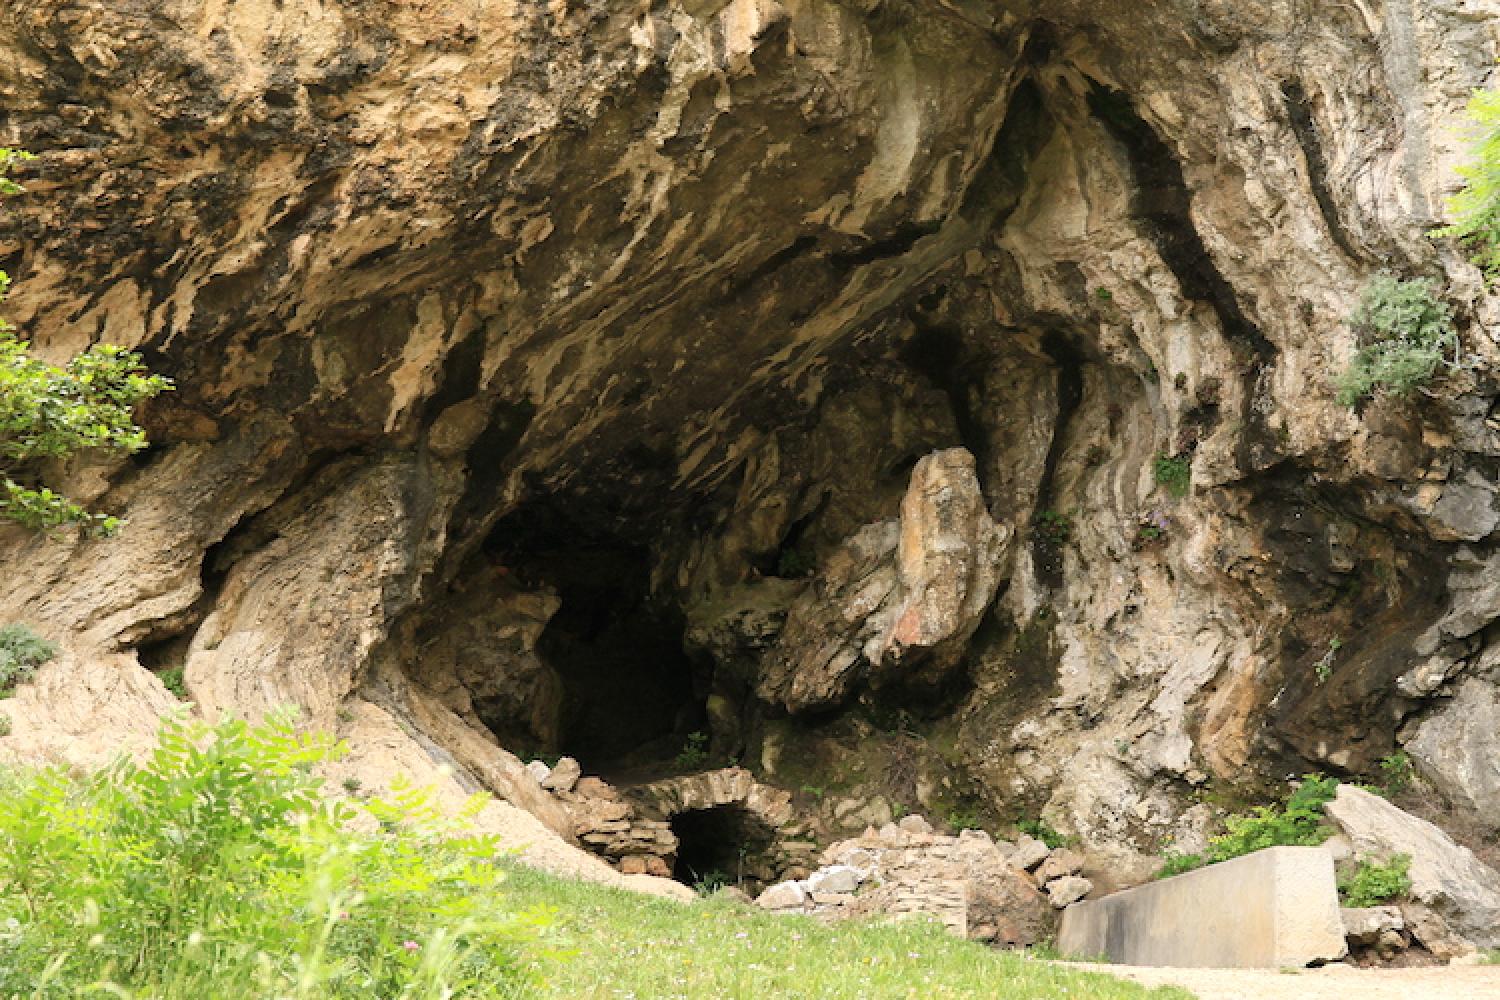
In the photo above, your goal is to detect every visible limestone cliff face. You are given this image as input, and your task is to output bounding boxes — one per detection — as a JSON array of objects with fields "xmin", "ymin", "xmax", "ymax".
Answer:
[{"xmin": 1, "ymin": 0, "xmax": 1498, "ymax": 877}]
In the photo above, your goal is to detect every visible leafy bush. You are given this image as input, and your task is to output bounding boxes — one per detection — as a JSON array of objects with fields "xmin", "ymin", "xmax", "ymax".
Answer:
[
  {"xmin": 0, "ymin": 622, "xmax": 57, "ymax": 696},
  {"xmin": 0, "ymin": 712, "xmax": 541, "ymax": 998},
  {"xmin": 0, "ymin": 149, "xmax": 173, "ymax": 535},
  {"xmin": 674, "ymin": 730, "xmax": 710, "ymax": 770},
  {"xmin": 1152, "ymin": 454, "xmax": 1191, "ymax": 499},
  {"xmin": 1033, "ymin": 510, "xmax": 1073, "ymax": 545},
  {"xmin": 1339, "ymin": 854, "xmax": 1412, "ymax": 908},
  {"xmin": 1017, "ymin": 818, "xmax": 1067, "ymax": 850},
  {"xmin": 1334, "ymin": 275, "xmax": 1456, "ymax": 406},
  {"xmin": 157, "ymin": 665, "xmax": 187, "ymax": 699},
  {"xmin": 1378, "ymin": 750, "xmax": 1415, "ymax": 797},
  {"xmin": 1433, "ymin": 87, "xmax": 1500, "ymax": 279},
  {"xmin": 1155, "ymin": 775, "xmax": 1338, "ymax": 879}
]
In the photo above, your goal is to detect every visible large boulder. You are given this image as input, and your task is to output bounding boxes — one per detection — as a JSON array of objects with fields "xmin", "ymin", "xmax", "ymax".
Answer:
[
  {"xmin": 1324, "ymin": 784, "xmax": 1500, "ymax": 948},
  {"xmin": 1407, "ymin": 673, "xmax": 1500, "ymax": 826},
  {"xmin": 757, "ymin": 449, "xmax": 1006, "ymax": 713}
]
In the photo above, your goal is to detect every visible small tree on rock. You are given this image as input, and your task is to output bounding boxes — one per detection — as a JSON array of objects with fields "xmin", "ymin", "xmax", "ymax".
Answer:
[{"xmin": 0, "ymin": 149, "xmax": 172, "ymax": 534}]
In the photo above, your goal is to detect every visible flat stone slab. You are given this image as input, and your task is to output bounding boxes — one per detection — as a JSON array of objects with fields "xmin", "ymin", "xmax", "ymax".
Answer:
[{"xmin": 1057, "ymin": 846, "xmax": 1347, "ymax": 968}]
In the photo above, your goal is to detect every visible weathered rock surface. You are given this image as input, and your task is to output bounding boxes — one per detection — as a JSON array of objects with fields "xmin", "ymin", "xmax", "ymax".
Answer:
[
  {"xmin": 0, "ymin": 0, "xmax": 1496, "ymax": 891},
  {"xmin": 1325, "ymin": 784, "xmax": 1500, "ymax": 949}
]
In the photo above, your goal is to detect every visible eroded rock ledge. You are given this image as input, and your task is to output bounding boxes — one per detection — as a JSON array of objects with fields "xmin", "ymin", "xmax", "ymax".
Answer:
[{"xmin": 0, "ymin": 0, "xmax": 1498, "ymax": 885}]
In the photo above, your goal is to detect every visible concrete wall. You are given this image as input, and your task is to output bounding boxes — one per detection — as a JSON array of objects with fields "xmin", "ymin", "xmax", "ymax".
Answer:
[{"xmin": 1056, "ymin": 846, "xmax": 1347, "ymax": 968}]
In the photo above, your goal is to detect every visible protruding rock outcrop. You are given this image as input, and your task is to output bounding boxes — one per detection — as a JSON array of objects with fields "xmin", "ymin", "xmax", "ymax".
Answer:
[{"xmin": 757, "ymin": 449, "xmax": 1005, "ymax": 713}]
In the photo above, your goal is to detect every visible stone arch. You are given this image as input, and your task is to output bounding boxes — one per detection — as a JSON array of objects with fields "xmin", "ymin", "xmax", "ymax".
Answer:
[{"xmin": 626, "ymin": 768, "xmax": 810, "ymax": 890}]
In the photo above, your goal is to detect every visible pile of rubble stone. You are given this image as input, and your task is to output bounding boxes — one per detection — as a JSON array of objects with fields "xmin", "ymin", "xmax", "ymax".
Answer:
[
  {"xmin": 753, "ymin": 814, "xmax": 1094, "ymax": 946},
  {"xmin": 524, "ymin": 756, "xmax": 680, "ymax": 877}
]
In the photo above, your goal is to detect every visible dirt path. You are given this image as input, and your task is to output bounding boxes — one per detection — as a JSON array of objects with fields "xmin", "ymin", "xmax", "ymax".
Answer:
[{"xmin": 1069, "ymin": 963, "xmax": 1500, "ymax": 999}]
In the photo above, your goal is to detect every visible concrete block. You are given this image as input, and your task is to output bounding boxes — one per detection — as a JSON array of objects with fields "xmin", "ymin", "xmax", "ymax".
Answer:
[{"xmin": 1056, "ymin": 846, "xmax": 1347, "ymax": 968}]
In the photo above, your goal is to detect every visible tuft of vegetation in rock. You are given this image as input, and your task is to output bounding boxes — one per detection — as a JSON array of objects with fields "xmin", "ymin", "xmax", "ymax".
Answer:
[
  {"xmin": 1033, "ymin": 509, "xmax": 1073, "ymax": 545},
  {"xmin": 1339, "ymin": 854, "xmax": 1412, "ymax": 908},
  {"xmin": 1378, "ymin": 750, "xmax": 1416, "ymax": 797},
  {"xmin": 674, "ymin": 730, "xmax": 710, "ymax": 770},
  {"xmin": 1151, "ymin": 453, "xmax": 1191, "ymax": 498},
  {"xmin": 1156, "ymin": 774, "xmax": 1338, "ymax": 879},
  {"xmin": 1017, "ymin": 818, "xmax": 1067, "ymax": 850},
  {"xmin": 0, "ymin": 148, "xmax": 173, "ymax": 535},
  {"xmin": 0, "ymin": 622, "xmax": 57, "ymax": 697},
  {"xmin": 1433, "ymin": 86, "xmax": 1500, "ymax": 279},
  {"xmin": 157, "ymin": 665, "xmax": 188, "ymax": 699},
  {"xmin": 1334, "ymin": 274, "xmax": 1456, "ymax": 406},
  {"xmin": 0, "ymin": 713, "xmax": 542, "ymax": 998},
  {"xmin": 1314, "ymin": 636, "xmax": 1342, "ymax": 684}
]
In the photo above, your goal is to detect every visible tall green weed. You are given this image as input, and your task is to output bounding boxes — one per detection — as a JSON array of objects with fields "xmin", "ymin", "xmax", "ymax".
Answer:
[{"xmin": 0, "ymin": 712, "xmax": 541, "ymax": 998}]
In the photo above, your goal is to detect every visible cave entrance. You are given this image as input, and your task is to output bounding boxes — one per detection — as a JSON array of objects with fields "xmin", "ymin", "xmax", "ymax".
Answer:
[
  {"xmin": 670, "ymin": 804, "xmax": 778, "ymax": 891},
  {"xmin": 481, "ymin": 507, "xmax": 707, "ymax": 779}
]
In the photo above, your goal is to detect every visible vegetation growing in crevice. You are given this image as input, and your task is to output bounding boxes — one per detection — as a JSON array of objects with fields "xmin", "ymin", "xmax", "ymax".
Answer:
[
  {"xmin": 1339, "ymin": 854, "xmax": 1412, "ymax": 908},
  {"xmin": 0, "ymin": 623, "xmax": 56, "ymax": 697},
  {"xmin": 1151, "ymin": 454, "xmax": 1191, "ymax": 498},
  {"xmin": 1334, "ymin": 275, "xmax": 1456, "ymax": 406},
  {"xmin": 1033, "ymin": 509, "xmax": 1073, "ymax": 544},
  {"xmin": 1016, "ymin": 818, "xmax": 1068, "ymax": 850}
]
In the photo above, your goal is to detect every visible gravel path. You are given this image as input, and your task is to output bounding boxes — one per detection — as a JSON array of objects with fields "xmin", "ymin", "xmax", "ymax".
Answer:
[{"xmin": 1068, "ymin": 963, "xmax": 1500, "ymax": 999}]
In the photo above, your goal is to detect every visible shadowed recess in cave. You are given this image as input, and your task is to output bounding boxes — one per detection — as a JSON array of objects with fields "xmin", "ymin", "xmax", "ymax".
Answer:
[
  {"xmin": 670, "ymin": 804, "xmax": 778, "ymax": 889},
  {"xmin": 482, "ymin": 507, "xmax": 707, "ymax": 776}
]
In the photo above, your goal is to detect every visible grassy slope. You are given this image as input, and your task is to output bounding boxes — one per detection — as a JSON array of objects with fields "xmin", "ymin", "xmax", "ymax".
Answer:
[{"xmin": 503, "ymin": 865, "xmax": 1193, "ymax": 1000}]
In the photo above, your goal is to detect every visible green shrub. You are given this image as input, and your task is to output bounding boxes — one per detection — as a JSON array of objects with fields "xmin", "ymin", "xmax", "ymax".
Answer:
[
  {"xmin": 1339, "ymin": 854, "xmax": 1412, "ymax": 908},
  {"xmin": 157, "ymin": 665, "xmax": 187, "ymax": 699},
  {"xmin": 675, "ymin": 730, "xmax": 710, "ymax": 770},
  {"xmin": 0, "ymin": 622, "xmax": 57, "ymax": 696},
  {"xmin": 1433, "ymin": 87, "xmax": 1500, "ymax": 279},
  {"xmin": 1017, "ymin": 818, "xmax": 1067, "ymax": 850},
  {"xmin": 1335, "ymin": 275, "xmax": 1456, "ymax": 406},
  {"xmin": 1378, "ymin": 750, "xmax": 1415, "ymax": 796},
  {"xmin": 0, "ymin": 149, "xmax": 172, "ymax": 535},
  {"xmin": 1152, "ymin": 454, "xmax": 1191, "ymax": 498},
  {"xmin": 1034, "ymin": 510, "xmax": 1073, "ymax": 545},
  {"xmin": 1155, "ymin": 775, "xmax": 1338, "ymax": 879},
  {"xmin": 0, "ymin": 712, "xmax": 541, "ymax": 998},
  {"xmin": 1155, "ymin": 851, "xmax": 1207, "ymax": 879}
]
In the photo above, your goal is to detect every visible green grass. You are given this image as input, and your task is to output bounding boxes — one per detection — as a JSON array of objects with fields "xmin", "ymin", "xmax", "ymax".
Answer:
[{"xmin": 502, "ymin": 865, "xmax": 1191, "ymax": 1000}]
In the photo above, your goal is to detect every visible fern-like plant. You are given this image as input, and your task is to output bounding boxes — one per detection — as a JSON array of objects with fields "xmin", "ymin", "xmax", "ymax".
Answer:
[{"xmin": 1433, "ymin": 87, "xmax": 1500, "ymax": 279}]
